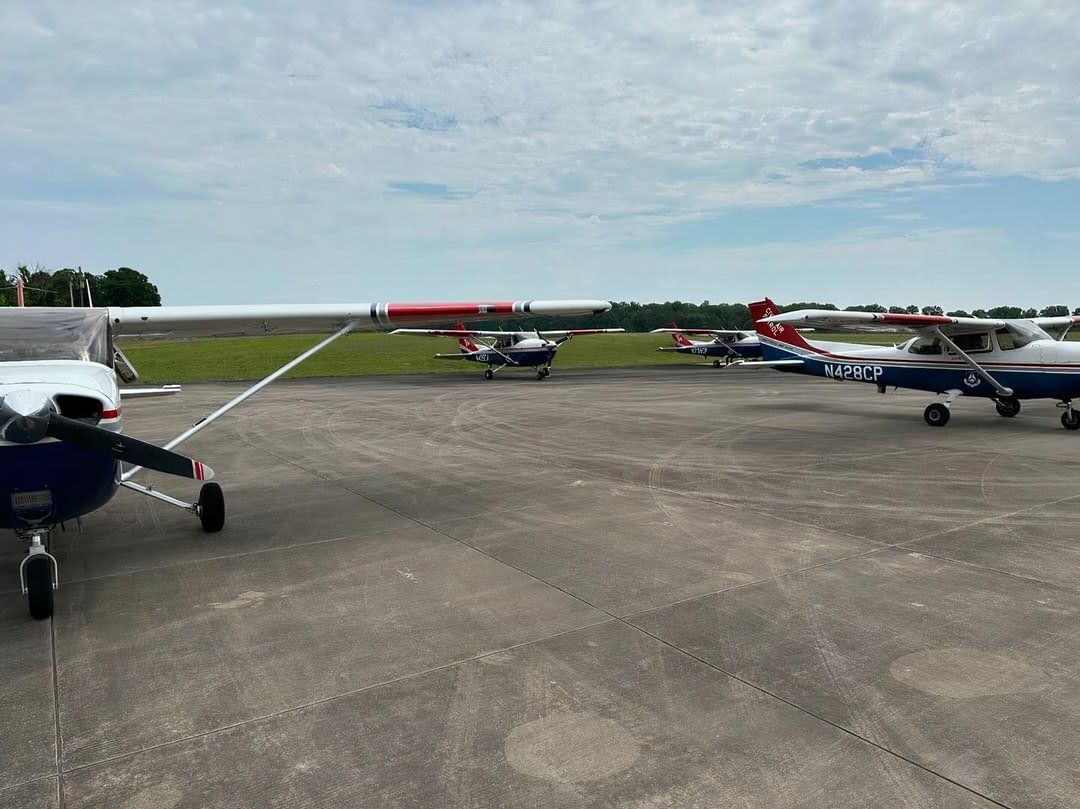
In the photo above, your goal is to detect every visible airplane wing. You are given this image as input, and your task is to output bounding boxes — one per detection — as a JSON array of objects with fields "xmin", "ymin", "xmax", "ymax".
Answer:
[
  {"xmin": 1032, "ymin": 315, "xmax": 1080, "ymax": 340},
  {"xmin": 431, "ymin": 353, "xmax": 474, "ymax": 360},
  {"xmin": 390, "ymin": 328, "xmax": 508, "ymax": 338},
  {"xmin": 536, "ymin": 328, "xmax": 625, "ymax": 338},
  {"xmin": 760, "ymin": 310, "xmax": 1007, "ymax": 335},
  {"xmin": 108, "ymin": 300, "xmax": 612, "ymax": 338},
  {"xmin": 649, "ymin": 328, "xmax": 747, "ymax": 337}
]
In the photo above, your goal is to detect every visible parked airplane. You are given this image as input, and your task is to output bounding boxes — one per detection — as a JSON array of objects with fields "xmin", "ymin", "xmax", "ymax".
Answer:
[
  {"xmin": 391, "ymin": 323, "xmax": 623, "ymax": 379},
  {"xmin": 748, "ymin": 297, "xmax": 1080, "ymax": 428},
  {"xmin": 651, "ymin": 323, "xmax": 761, "ymax": 366},
  {"xmin": 0, "ymin": 299, "xmax": 612, "ymax": 618}
]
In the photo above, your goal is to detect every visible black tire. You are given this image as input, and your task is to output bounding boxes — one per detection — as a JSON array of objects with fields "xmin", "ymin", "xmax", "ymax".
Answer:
[
  {"xmin": 924, "ymin": 403, "xmax": 951, "ymax": 427},
  {"xmin": 25, "ymin": 557, "xmax": 53, "ymax": 620},
  {"xmin": 995, "ymin": 397, "xmax": 1021, "ymax": 417},
  {"xmin": 542, "ymin": 367, "xmax": 551, "ymax": 377},
  {"xmin": 536, "ymin": 369, "xmax": 546, "ymax": 380},
  {"xmin": 1063, "ymin": 410, "xmax": 1080, "ymax": 430},
  {"xmin": 713, "ymin": 360, "xmax": 722, "ymax": 368},
  {"xmin": 484, "ymin": 369, "xmax": 494, "ymax": 380},
  {"xmin": 198, "ymin": 482, "xmax": 225, "ymax": 533}
]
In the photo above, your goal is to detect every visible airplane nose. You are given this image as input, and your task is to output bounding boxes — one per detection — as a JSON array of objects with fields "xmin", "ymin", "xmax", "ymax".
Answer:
[{"xmin": 0, "ymin": 390, "xmax": 54, "ymax": 444}]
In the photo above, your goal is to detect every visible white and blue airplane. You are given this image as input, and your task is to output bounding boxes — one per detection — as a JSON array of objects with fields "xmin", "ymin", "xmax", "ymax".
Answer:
[
  {"xmin": 651, "ymin": 322, "xmax": 762, "ymax": 366},
  {"xmin": 0, "ymin": 299, "xmax": 612, "ymax": 618},
  {"xmin": 391, "ymin": 323, "xmax": 623, "ymax": 379},
  {"xmin": 748, "ymin": 297, "xmax": 1080, "ymax": 428}
]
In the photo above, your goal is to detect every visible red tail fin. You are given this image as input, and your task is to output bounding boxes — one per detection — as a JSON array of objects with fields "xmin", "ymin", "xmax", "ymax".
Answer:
[
  {"xmin": 667, "ymin": 322, "xmax": 693, "ymax": 347},
  {"xmin": 454, "ymin": 322, "xmax": 480, "ymax": 352},
  {"xmin": 748, "ymin": 298, "xmax": 811, "ymax": 349}
]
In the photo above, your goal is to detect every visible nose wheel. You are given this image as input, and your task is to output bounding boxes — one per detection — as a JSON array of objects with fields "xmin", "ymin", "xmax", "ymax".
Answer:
[
  {"xmin": 19, "ymin": 532, "xmax": 57, "ymax": 620},
  {"xmin": 1062, "ymin": 407, "xmax": 1080, "ymax": 430}
]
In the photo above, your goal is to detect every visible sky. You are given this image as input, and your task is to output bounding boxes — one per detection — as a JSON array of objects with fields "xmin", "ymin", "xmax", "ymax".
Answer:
[{"xmin": 2, "ymin": 1, "xmax": 1078, "ymax": 309}]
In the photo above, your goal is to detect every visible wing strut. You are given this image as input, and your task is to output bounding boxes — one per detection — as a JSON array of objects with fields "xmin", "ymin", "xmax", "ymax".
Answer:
[
  {"xmin": 121, "ymin": 323, "xmax": 354, "ymax": 481},
  {"xmin": 931, "ymin": 327, "xmax": 1014, "ymax": 398}
]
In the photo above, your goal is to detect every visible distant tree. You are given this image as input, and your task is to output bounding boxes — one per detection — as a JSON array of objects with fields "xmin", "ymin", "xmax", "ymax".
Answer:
[
  {"xmin": 844, "ymin": 303, "xmax": 887, "ymax": 313},
  {"xmin": 1040, "ymin": 305, "xmax": 1070, "ymax": 317},
  {"xmin": 783, "ymin": 302, "xmax": 838, "ymax": 311},
  {"xmin": 987, "ymin": 306, "xmax": 1023, "ymax": 319},
  {"xmin": 972, "ymin": 309, "xmax": 989, "ymax": 318},
  {"xmin": 905, "ymin": 305, "xmax": 919, "ymax": 314},
  {"xmin": 1020, "ymin": 307, "xmax": 1037, "ymax": 319},
  {"xmin": 921, "ymin": 305, "xmax": 944, "ymax": 316},
  {"xmin": 96, "ymin": 267, "xmax": 161, "ymax": 307},
  {"xmin": 887, "ymin": 306, "xmax": 907, "ymax": 314},
  {"xmin": 946, "ymin": 310, "xmax": 971, "ymax": 318}
]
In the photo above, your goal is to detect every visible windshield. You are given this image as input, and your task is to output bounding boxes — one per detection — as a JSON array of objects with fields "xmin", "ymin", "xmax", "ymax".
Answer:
[
  {"xmin": 0, "ymin": 308, "xmax": 111, "ymax": 364},
  {"xmin": 998, "ymin": 322, "xmax": 1050, "ymax": 350}
]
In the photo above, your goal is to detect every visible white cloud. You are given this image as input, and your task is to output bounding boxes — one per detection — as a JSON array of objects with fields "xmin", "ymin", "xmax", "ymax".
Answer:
[{"xmin": 0, "ymin": 1, "xmax": 1078, "ymax": 301}]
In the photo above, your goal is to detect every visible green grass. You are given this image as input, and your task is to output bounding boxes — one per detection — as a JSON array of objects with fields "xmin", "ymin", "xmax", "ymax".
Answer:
[{"xmin": 119, "ymin": 330, "xmax": 923, "ymax": 383}]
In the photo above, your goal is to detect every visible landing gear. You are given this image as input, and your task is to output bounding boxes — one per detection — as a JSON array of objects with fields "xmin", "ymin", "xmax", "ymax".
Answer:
[
  {"xmin": 198, "ymin": 482, "xmax": 225, "ymax": 533},
  {"xmin": 995, "ymin": 397, "xmax": 1021, "ymax": 418},
  {"xmin": 713, "ymin": 360, "xmax": 722, "ymax": 368},
  {"xmin": 1062, "ymin": 404, "xmax": 1080, "ymax": 430},
  {"xmin": 536, "ymin": 367, "xmax": 551, "ymax": 380},
  {"xmin": 19, "ymin": 532, "xmax": 57, "ymax": 620},
  {"xmin": 484, "ymin": 369, "xmax": 494, "ymax": 380},
  {"xmin": 924, "ymin": 403, "xmax": 950, "ymax": 427}
]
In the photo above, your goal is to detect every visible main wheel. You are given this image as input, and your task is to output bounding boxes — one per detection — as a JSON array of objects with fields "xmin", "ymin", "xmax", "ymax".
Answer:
[
  {"xmin": 713, "ymin": 360, "xmax": 722, "ymax": 368},
  {"xmin": 484, "ymin": 369, "xmax": 494, "ymax": 380},
  {"xmin": 924, "ymin": 403, "xmax": 951, "ymax": 427},
  {"xmin": 25, "ymin": 557, "xmax": 54, "ymax": 620},
  {"xmin": 536, "ymin": 369, "xmax": 546, "ymax": 380},
  {"xmin": 542, "ymin": 367, "xmax": 551, "ymax": 377},
  {"xmin": 198, "ymin": 482, "xmax": 225, "ymax": 533},
  {"xmin": 995, "ymin": 397, "xmax": 1021, "ymax": 417},
  {"xmin": 1063, "ymin": 410, "xmax": 1080, "ymax": 430}
]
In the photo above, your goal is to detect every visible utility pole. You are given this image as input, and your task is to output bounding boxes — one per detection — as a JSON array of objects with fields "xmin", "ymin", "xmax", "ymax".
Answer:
[
  {"xmin": 78, "ymin": 266, "xmax": 85, "ymax": 307},
  {"xmin": 69, "ymin": 280, "xmax": 74, "ymax": 307}
]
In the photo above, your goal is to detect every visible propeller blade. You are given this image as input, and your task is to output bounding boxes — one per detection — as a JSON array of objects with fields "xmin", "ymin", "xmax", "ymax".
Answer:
[{"xmin": 44, "ymin": 415, "xmax": 214, "ymax": 480}]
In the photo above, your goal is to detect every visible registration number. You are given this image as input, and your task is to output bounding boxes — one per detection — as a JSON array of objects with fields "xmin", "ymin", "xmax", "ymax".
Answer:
[{"xmin": 823, "ymin": 364, "xmax": 883, "ymax": 382}]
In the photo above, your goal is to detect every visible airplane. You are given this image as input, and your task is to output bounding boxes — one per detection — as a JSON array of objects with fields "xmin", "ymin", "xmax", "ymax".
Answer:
[
  {"xmin": 0, "ymin": 299, "xmax": 612, "ymax": 618},
  {"xmin": 390, "ymin": 323, "xmax": 624, "ymax": 379},
  {"xmin": 650, "ymin": 322, "xmax": 762, "ymax": 366},
  {"xmin": 747, "ymin": 297, "xmax": 1080, "ymax": 428}
]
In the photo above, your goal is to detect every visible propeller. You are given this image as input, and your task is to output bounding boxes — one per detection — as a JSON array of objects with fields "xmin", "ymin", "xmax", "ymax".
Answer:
[{"xmin": 0, "ymin": 392, "xmax": 213, "ymax": 480}]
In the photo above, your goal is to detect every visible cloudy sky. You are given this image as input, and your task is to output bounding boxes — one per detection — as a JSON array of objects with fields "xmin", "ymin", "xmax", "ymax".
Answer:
[{"xmin": 2, "ymin": 1, "xmax": 1078, "ymax": 307}]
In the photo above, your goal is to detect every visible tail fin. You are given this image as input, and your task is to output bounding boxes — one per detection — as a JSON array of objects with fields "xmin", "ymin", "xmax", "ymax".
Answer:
[
  {"xmin": 455, "ymin": 322, "xmax": 480, "ymax": 353},
  {"xmin": 667, "ymin": 322, "xmax": 694, "ymax": 347},
  {"xmin": 748, "ymin": 298, "xmax": 811, "ymax": 350}
]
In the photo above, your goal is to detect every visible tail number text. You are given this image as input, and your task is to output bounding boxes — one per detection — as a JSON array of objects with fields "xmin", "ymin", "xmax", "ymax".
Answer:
[{"xmin": 824, "ymin": 364, "xmax": 883, "ymax": 382}]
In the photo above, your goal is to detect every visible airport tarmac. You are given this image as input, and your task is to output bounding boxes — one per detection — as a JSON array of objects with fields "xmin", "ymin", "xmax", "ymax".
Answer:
[{"xmin": 4, "ymin": 367, "xmax": 1080, "ymax": 808}]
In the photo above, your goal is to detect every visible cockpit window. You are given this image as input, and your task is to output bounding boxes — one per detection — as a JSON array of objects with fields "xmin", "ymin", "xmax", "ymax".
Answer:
[
  {"xmin": 950, "ymin": 332, "xmax": 991, "ymax": 353},
  {"xmin": 996, "ymin": 328, "xmax": 1017, "ymax": 350},
  {"xmin": 908, "ymin": 336, "xmax": 942, "ymax": 355}
]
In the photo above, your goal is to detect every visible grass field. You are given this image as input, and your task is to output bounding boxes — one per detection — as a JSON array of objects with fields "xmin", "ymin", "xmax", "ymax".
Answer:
[{"xmin": 119, "ymin": 330, "xmax": 917, "ymax": 383}]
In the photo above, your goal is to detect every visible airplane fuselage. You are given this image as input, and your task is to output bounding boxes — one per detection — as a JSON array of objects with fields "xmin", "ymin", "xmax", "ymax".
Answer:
[
  {"xmin": 0, "ymin": 361, "xmax": 122, "ymax": 530},
  {"xmin": 760, "ymin": 335, "xmax": 1080, "ymax": 401},
  {"xmin": 463, "ymin": 338, "xmax": 559, "ymax": 368},
  {"xmin": 668, "ymin": 338, "xmax": 761, "ymax": 360}
]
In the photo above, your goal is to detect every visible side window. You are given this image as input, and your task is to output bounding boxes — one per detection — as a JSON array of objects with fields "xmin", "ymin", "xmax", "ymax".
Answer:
[
  {"xmin": 909, "ymin": 337, "xmax": 942, "ymax": 355},
  {"xmin": 996, "ymin": 329, "xmax": 1017, "ymax": 350},
  {"xmin": 951, "ymin": 332, "xmax": 990, "ymax": 353}
]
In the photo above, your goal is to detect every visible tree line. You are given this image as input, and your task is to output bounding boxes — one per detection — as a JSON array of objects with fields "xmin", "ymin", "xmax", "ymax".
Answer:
[
  {"xmin": 504, "ymin": 299, "xmax": 1080, "ymax": 332},
  {"xmin": 0, "ymin": 265, "xmax": 161, "ymax": 307}
]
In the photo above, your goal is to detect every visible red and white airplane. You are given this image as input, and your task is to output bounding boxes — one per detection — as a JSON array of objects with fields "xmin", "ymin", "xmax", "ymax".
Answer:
[
  {"xmin": 749, "ymin": 297, "xmax": 1080, "ymax": 428},
  {"xmin": 0, "ymin": 298, "xmax": 612, "ymax": 618},
  {"xmin": 391, "ymin": 323, "xmax": 623, "ymax": 379}
]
